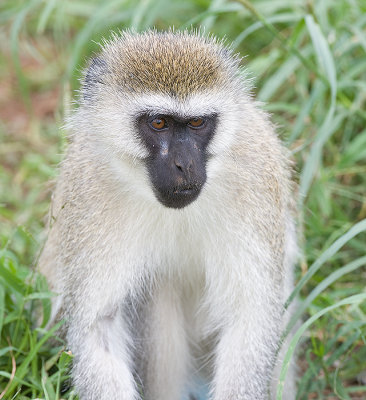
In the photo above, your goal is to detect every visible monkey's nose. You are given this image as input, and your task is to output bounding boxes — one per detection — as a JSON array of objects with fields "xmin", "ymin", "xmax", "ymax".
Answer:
[{"xmin": 174, "ymin": 156, "xmax": 193, "ymax": 177}]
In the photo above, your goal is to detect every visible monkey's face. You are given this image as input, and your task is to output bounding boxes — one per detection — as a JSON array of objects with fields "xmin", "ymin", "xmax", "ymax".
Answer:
[
  {"xmin": 137, "ymin": 113, "xmax": 217, "ymax": 209},
  {"xmin": 75, "ymin": 32, "xmax": 247, "ymax": 210}
]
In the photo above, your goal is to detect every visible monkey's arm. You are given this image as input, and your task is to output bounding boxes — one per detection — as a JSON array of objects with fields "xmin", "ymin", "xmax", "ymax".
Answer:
[
  {"xmin": 68, "ymin": 304, "xmax": 137, "ymax": 400},
  {"xmin": 49, "ymin": 236, "xmax": 142, "ymax": 400},
  {"xmin": 211, "ymin": 292, "xmax": 281, "ymax": 399},
  {"xmin": 40, "ymin": 160, "xmax": 143, "ymax": 400},
  {"xmin": 205, "ymin": 129, "xmax": 296, "ymax": 400},
  {"xmin": 209, "ymin": 256, "xmax": 284, "ymax": 400},
  {"xmin": 57, "ymin": 230, "xmax": 146, "ymax": 400},
  {"xmin": 202, "ymin": 190, "xmax": 292, "ymax": 400}
]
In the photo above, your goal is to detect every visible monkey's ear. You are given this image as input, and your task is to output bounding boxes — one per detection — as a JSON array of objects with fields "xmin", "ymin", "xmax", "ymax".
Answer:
[{"xmin": 82, "ymin": 57, "xmax": 108, "ymax": 100}]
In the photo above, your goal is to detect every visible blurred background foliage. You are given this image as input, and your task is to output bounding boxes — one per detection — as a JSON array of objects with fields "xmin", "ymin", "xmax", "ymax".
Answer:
[{"xmin": 0, "ymin": 0, "xmax": 365, "ymax": 399}]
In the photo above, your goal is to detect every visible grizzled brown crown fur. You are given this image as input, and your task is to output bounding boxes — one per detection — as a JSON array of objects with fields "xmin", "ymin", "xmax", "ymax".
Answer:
[{"xmin": 83, "ymin": 30, "xmax": 241, "ymax": 99}]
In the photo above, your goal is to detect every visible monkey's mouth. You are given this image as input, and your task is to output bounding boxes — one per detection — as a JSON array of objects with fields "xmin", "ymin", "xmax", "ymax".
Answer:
[
  {"xmin": 173, "ymin": 185, "xmax": 199, "ymax": 195},
  {"xmin": 155, "ymin": 184, "xmax": 202, "ymax": 209}
]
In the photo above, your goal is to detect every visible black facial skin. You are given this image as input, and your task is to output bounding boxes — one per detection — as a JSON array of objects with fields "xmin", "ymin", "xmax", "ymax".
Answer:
[{"xmin": 137, "ymin": 113, "xmax": 217, "ymax": 209}]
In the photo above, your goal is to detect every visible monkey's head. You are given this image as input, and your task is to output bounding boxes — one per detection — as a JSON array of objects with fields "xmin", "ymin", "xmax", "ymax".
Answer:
[{"xmin": 72, "ymin": 30, "xmax": 249, "ymax": 209}]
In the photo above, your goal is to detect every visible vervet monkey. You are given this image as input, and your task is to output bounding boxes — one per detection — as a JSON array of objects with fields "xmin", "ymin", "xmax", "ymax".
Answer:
[{"xmin": 40, "ymin": 30, "xmax": 298, "ymax": 400}]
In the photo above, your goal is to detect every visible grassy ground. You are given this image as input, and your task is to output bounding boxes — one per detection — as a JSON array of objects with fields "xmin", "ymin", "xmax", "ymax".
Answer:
[{"xmin": 0, "ymin": 0, "xmax": 365, "ymax": 399}]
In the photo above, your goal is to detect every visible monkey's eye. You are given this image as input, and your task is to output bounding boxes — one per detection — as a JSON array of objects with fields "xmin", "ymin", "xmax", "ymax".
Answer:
[
  {"xmin": 150, "ymin": 118, "xmax": 168, "ymax": 131},
  {"xmin": 188, "ymin": 118, "xmax": 205, "ymax": 129}
]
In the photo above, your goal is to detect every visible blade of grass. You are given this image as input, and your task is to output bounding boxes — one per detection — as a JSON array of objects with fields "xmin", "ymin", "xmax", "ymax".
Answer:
[
  {"xmin": 299, "ymin": 15, "xmax": 338, "ymax": 200},
  {"xmin": 287, "ymin": 79, "xmax": 323, "ymax": 144},
  {"xmin": 232, "ymin": 13, "xmax": 302, "ymax": 49},
  {"xmin": 180, "ymin": 3, "xmax": 242, "ymax": 30},
  {"xmin": 36, "ymin": 0, "xmax": 58, "ymax": 34},
  {"xmin": 286, "ymin": 219, "xmax": 366, "ymax": 307},
  {"xmin": 285, "ymin": 255, "xmax": 366, "ymax": 335},
  {"xmin": 41, "ymin": 365, "xmax": 56, "ymax": 400},
  {"xmin": 4, "ymin": 320, "xmax": 64, "ymax": 399},
  {"xmin": 258, "ymin": 51, "xmax": 305, "ymax": 101},
  {"xmin": 65, "ymin": 0, "xmax": 131, "ymax": 81},
  {"xmin": 24, "ymin": 291, "xmax": 57, "ymax": 301},
  {"xmin": 299, "ymin": 111, "xmax": 345, "ymax": 201},
  {"xmin": 200, "ymin": 0, "xmax": 226, "ymax": 31},
  {"xmin": 130, "ymin": 0, "xmax": 152, "ymax": 31},
  {"xmin": 338, "ymin": 130, "xmax": 366, "ymax": 167},
  {"xmin": 0, "ymin": 339, "xmax": 16, "ymax": 400},
  {"xmin": 277, "ymin": 293, "xmax": 366, "ymax": 400},
  {"xmin": 0, "ymin": 262, "xmax": 27, "ymax": 295},
  {"xmin": 10, "ymin": 0, "xmax": 43, "ymax": 108},
  {"xmin": 234, "ymin": 0, "xmax": 328, "ymax": 85},
  {"xmin": 0, "ymin": 284, "xmax": 4, "ymax": 336}
]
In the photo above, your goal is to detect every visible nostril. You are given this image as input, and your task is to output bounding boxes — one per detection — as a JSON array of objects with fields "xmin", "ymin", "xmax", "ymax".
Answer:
[
  {"xmin": 174, "ymin": 158, "xmax": 184, "ymax": 172},
  {"xmin": 174, "ymin": 157, "xmax": 193, "ymax": 175}
]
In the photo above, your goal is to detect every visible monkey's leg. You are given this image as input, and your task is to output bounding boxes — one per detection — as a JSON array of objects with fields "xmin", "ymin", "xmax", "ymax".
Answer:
[{"xmin": 139, "ymin": 285, "xmax": 191, "ymax": 400}]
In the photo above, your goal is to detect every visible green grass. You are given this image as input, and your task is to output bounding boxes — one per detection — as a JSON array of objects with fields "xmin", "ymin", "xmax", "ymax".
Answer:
[{"xmin": 0, "ymin": 0, "xmax": 365, "ymax": 399}]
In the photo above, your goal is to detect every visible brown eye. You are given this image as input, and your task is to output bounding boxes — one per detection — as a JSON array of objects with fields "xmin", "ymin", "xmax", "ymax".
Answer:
[
  {"xmin": 150, "ymin": 118, "xmax": 167, "ymax": 131},
  {"xmin": 188, "ymin": 118, "xmax": 205, "ymax": 128}
]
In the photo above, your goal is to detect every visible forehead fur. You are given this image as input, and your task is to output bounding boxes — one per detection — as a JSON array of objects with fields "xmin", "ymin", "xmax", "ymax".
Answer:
[{"xmin": 98, "ymin": 30, "xmax": 240, "ymax": 98}]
